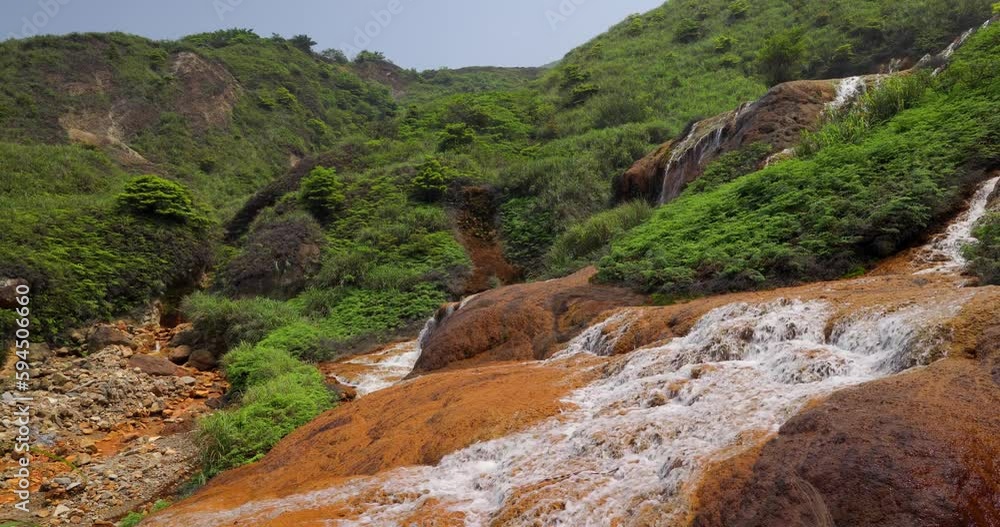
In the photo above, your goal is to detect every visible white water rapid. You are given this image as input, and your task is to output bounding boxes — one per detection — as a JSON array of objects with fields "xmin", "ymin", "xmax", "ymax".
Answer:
[
  {"xmin": 161, "ymin": 180, "xmax": 996, "ymax": 527},
  {"xmin": 916, "ymin": 176, "xmax": 999, "ymax": 274}
]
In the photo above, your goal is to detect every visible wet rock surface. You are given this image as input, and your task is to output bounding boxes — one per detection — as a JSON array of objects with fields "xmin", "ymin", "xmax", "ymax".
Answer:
[{"xmin": 411, "ymin": 267, "xmax": 646, "ymax": 374}]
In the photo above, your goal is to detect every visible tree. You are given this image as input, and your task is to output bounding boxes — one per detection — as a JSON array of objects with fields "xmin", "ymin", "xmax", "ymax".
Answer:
[
  {"xmin": 757, "ymin": 30, "xmax": 806, "ymax": 86},
  {"xmin": 289, "ymin": 34, "xmax": 317, "ymax": 54},
  {"xmin": 299, "ymin": 166, "xmax": 345, "ymax": 220},
  {"xmin": 319, "ymin": 48, "xmax": 348, "ymax": 64},
  {"xmin": 116, "ymin": 175, "xmax": 198, "ymax": 222},
  {"xmin": 354, "ymin": 50, "xmax": 386, "ymax": 64}
]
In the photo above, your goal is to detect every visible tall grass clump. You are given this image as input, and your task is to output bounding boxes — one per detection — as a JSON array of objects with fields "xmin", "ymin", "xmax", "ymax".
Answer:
[
  {"xmin": 546, "ymin": 201, "xmax": 653, "ymax": 275},
  {"xmin": 197, "ymin": 342, "xmax": 334, "ymax": 476}
]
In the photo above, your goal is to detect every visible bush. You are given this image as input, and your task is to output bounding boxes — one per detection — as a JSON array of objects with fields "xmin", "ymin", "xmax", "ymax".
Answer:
[
  {"xmin": 546, "ymin": 201, "xmax": 653, "ymax": 275},
  {"xmin": 728, "ymin": 0, "xmax": 750, "ymax": 20},
  {"xmin": 438, "ymin": 123, "xmax": 476, "ymax": 151},
  {"xmin": 757, "ymin": 30, "xmax": 806, "ymax": 85},
  {"xmin": 500, "ymin": 197, "xmax": 557, "ymax": 270},
  {"xmin": 686, "ymin": 142, "xmax": 773, "ymax": 194},
  {"xmin": 181, "ymin": 293, "xmax": 301, "ymax": 353},
  {"xmin": 675, "ymin": 18, "xmax": 705, "ymax": 43},
  {"xmin": 198, "ymin": 366, "xmax": 333, "ymax": 476},
  {"xmin": 299, "ymin": 166, "xmax": 345, "ymax": 220},
  {"xmin": 411, "ymin": 158, "xmax": 454, "ymax": 202},
  {"xmin": 116, "ymin": 175, "xmax": 199, "ymax": 222},
  {"xmin": 218, "ymin": 213, "xmax": 325, "ymax": 298},
  {"xmin": 964, "ymin": 212, "xmax": 1000, "ymax": 284}
]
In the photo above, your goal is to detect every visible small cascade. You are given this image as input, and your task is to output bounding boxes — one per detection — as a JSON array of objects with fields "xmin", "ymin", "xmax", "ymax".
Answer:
[
  {"xmin": 916, "ymin": 176, "xmax": 999, "ymax": 275},
  {"xmin": 827, "ymin": 76, "xmax": 866, "ymax": 112},
  {"xmin": 657, "ymin": 102, "xmax": 753, "ymax": 204},
  {"xmin": 181, "ymin": 291, "xmax": 968, "ymax": 526},
  {"xmin": 328, "ymin": 340, "xmax": 422, "ymax": 396}
]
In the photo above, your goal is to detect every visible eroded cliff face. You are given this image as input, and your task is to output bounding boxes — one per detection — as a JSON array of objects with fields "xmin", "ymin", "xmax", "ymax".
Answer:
[{"xmin": 142, "ymin": 179, "xmax": 1000, "ymax": 527}]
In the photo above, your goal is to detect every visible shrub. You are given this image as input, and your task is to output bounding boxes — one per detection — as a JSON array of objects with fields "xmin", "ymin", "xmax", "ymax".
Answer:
[
  {"xmin": 757, "ymin": 29, "xmax": 806, "ymax": 85},
  {"xmin": 546, "ymin": 201, "xmax": 653, "ymax": 275},
  {"xmin": 116, "ymin": 175, "xmax": 198, "ymax": 222},
  {"xmin": 354, "ymin": 50, "xmax": 386, "ymax": 63},
  {"xmin": 299, "ymin": 166, "xmax": 345, "ymax": 220},
  {"xmin": 686, "ymin": 142, "xmax": 773, "ymax": 194},
  {"xmin": 964, "ymin": 212, "xmax": 1000, "ymax": 284},
  {"xmin": 181, "ymin": 293, "xmax": 301, "ymax": 353},
  {"xmin": 411, "ymin": 158, "xmax": 453, "ymax": 202},
  {"xmin": 675, "ymin": 18, "xmax": 704, "ymax": 43},
  {"xmin": 438, "ymin": 123, "xmax": 476, "ymax": 151},
  {"xmin": 714, "ymin": 35, "xmax": 735, "ymax": 52},
  {"xmin": 255, "ymin": 322, "xmax": 333, "ymax": 362},
  {"xmin": 500, "ymin": 197, "xmax": 557, "ymax": 270},
  {"xmin": 728, "ymin": 0, "xmax": 750, "ymax": 20},
  {"xmin": 198, "ymin": 366, "xmax": 333, "ymax": 476}
]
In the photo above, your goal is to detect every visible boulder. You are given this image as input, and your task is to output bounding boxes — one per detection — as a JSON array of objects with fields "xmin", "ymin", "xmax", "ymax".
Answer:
[
  {"xmin": 412, "ymin": 267, "xmax": 646, "ymax": 374},
  {"xmin": 186, "ymin": 348, "xmax": 218, "ymax": 371},
  {"xmin": 167, "ymin": 345, "xmax": 193, "ymax": 365},
  {"xmin": 127, "ymin": 355, "xmax": 180, "ymax": 377},
  {"xmin": 87, "ymin": 325, "xmax": 133, "ymax": 351},
  {"xmin": 0, "ymin": 278, "xmax": 28, "ymax": 309}
]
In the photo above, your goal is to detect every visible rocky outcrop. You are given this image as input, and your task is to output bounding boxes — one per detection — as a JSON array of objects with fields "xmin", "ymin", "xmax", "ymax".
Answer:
[
  {"xmin": 411, "ymin": 267, "xmax": 646, "ymax": 374},
  {"xmin": 616, "ymin": 79, "xmax": 841, "ymax": 204},
  {"xmin": 170, "ymin": 52, "xmax": 242, "ymax": 131}
]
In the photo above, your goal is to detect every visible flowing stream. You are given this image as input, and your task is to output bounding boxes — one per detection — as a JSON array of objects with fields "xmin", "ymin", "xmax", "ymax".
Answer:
[{"xmin": 161, "ymin": 178, "xmax": 996, "ymax": 526}]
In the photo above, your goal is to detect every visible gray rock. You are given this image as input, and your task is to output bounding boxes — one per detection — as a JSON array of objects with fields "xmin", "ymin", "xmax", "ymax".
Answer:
[
  {"xmin": 87, "ymin": 325, "xmax": 133, "ymax": 351},
  {"xmin": 0, "ymin": 277, "xmax": 27, "ymax": 309},
  {"xmin": 177, "ymin": 376, "xmax": 197, "ymax": 386}
]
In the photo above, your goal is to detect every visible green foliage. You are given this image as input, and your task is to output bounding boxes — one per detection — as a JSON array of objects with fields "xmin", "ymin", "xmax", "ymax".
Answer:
[
  {"xmin": 799, "ymin": 73, "xmax": 933, "ymax": 155},
  {"xmin": 299, "ymin": 166, "xmax": 346, "ymax": 220},
  {"xmin": 500, "ymin": 197, "xmax": 557, "ymax": 269},
  {"xmin": 288, "ymin": 34, "xmax": 317, "ymax": 53},
  {"xmin": 965, "ymin": 212, "xmax": 1000, "ymax": 284},
  {"xmin": 686, "ymin": 142, "xmax": 774, "ymax": 194},
  {"xmin": 0, "ymin": 144, "xmax": 211, "ymax": 340},
  {"xmin": 198, "ymin": 345, "xmax": 333, "ymax": 476},
  {"xmin": 714, "ymin": 35, "xmax": 735, "ymax": 52},
  {"xmin": 728, "ymin": 0, "xmax": 750, "ymax": 20},
  {"xmin": 355, "ymin": 50, "xmax": 387, "ymax": 63},
  {"xmin": 411, "ymin": 158, "xmax": 454, "ymax": 202},
  {"xmin": 546, "ymin": 201, "xmax": 653, "ymax": 275},
  {"xmin": 675, "ymin": 18, "xmax": 705, "ymax": 43},
  {"xmin": 438, "ymin": 122, "xmax": 476, "ymax": 151},
  {"xmin": 181, "ymin": 293, "xmax": 301, "ymax": 353},
  {"xmin": 757, "ymin": 29, "xmax": 807, "ymax": 86},
  {"xmin": 116, "ymin": 175, "xmax": 200, "ymax": 222},
  {"xmin": 600, "ymin": 25, "xmax": 1000, "ymax": 296},
  {"xmin": 118, "ymin": 513, "xmax": 144, "ymax": 527}
]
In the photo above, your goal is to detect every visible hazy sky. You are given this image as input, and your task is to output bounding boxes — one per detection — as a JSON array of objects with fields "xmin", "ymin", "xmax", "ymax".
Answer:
[{"xmin": 1, "ymin": 0, "xmax": 665, "ymax": 70}]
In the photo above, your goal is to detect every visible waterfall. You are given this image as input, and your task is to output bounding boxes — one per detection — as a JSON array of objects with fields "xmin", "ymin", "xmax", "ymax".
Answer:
[
  {"xmin": 916, "ymin": 176, "xmax": 999, "ymax": 274},
  {"xmin": 827, "ymin": 76, "xmax": 866, "ymax": 112}
]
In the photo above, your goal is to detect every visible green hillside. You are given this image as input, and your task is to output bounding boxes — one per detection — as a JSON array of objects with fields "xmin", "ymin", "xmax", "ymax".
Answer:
[{"xmin": 1, "ymin": 0, "xmax": 998, "ymax": 479}]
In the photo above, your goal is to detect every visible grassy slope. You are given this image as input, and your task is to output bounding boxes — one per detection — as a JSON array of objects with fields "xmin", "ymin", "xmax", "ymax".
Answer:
[
  {"xmin": 541, "ymin": 0, "xmax": 994, "ymax": 136},
  {"xmin": 599, "ymin": 24, "xmax": 1000, "ymax": 298}
]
